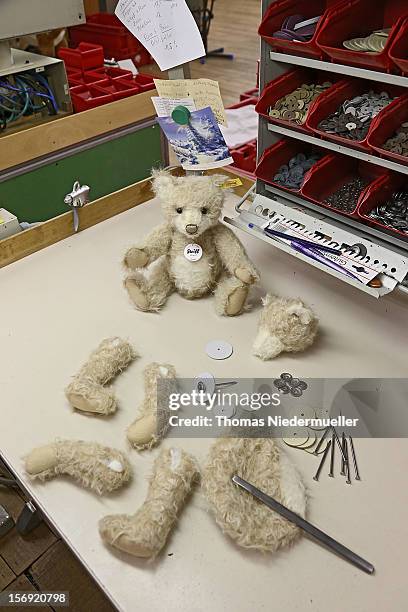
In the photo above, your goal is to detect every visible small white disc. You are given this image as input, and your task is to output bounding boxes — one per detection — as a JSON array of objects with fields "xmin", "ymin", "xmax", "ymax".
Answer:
[
  {"xmin": 213, "ymin": 403, "xmax": 236, "ymax": 418},
  {"xmin": 205, "ymin": 340, "xmax": 233, "ymax": 360},
  {"xmin": 195, "ymin": 372, "xmax": 216, "ymax": 394},
  {"xmin": 184, "ymin": 243, "xmax": 203, "ymax": 261}
]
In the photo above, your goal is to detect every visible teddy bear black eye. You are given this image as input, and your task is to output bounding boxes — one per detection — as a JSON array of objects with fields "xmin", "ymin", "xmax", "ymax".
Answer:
[
  {"xmin": 176, "ymin": 207, "xmax": 183, "ymax": 214},
  {"xmin": 201, "ymin": 207, "xmax": 208, "ymax": 215}
]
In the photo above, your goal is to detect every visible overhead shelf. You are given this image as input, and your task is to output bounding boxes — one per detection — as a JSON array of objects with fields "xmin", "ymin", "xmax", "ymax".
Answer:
[
  {"xmin": 269, "ymin": 51, "xmax": 408, "ymax": 88},
  {"xmin": 266, "ymin": 122, "xmax": 408, "ymax": 176}
]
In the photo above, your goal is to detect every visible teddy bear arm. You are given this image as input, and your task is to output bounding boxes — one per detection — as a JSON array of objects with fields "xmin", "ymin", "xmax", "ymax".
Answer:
[
  {"xmin": 124, "ymin": 224, "xmax": 172, "ymax": 269},
  {"xmin": 213, "ymin": 225, "xmax": 259, "ymax": 284}
]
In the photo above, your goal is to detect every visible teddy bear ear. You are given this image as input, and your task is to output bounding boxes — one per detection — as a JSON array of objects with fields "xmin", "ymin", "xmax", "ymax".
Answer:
[
  {"xmin": 261, "ymin": 293, "xmax": 278, "ymax": 307},
  {"xmin": 151, "ymin": 168, "xmax": 175, "ymax": 196},
  {"xmin": 286, "ymin": 302, "xmax": 314, "ymax": 325}
]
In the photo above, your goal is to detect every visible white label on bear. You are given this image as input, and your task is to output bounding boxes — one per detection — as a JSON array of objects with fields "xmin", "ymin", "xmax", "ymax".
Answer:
[{"xmin": 184, "ymin": 243, "xmax": 203, "ymax": 261}]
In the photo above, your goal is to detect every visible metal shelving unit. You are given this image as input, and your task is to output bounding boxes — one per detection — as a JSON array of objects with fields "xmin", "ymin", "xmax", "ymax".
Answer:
[{"xmin": 226, "ymin": 0, "xmax": 408, "ymax": 299}]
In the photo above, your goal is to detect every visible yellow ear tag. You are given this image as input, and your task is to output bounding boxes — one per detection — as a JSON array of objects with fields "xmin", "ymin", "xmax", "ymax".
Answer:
[{"xmin": 219, "ymin": 178, "xmax": 243, "ymax": 189}]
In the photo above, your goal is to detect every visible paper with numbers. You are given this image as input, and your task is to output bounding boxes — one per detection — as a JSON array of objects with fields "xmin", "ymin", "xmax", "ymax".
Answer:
[
  {"xmin": 115, "ymin": 0, "xmax": 205, "ymax": 71},
  {"xmin": 154, "ymin": 78, "xmax": 227, "ymax": 125}
]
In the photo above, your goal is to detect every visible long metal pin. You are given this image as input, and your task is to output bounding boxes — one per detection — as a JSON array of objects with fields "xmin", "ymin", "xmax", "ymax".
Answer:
[
  {"xmin": 232, "ymin": 475, "xmax": 375, "ymax": 575},
  {"xmin": 313, "ymin": 440, "xmax": 331, "ymax": 481},
  {"xmin": 313, "ymin": 426, "xmax": 330, "ymax": 455},
  {"xmin": 332, "ymin": 427, "xmax": 347, "ymax": 463},
  {"xmin": 349, "ymin": 436, "xmax": 361, "ymax": 481},
  {"xmin": 340, "ymin": 432, "xmax": 346, "ymax": 475},
  {"xmin": 328, "ymin": 433, "xmax": 335, "ymax": 477},
  {"xmin": 344, "ymin": 438, "xmax": 351, "ymax": 485}
]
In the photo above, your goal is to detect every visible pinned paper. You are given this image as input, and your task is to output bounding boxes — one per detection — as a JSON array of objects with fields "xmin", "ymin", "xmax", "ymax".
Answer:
[
  {"xmin": 157, "ymin": 106, "xmax": 233, "ymax": 171},
  {"xmin": 151, "ymin": 96, "xmax": 196, "ymax": 117},
  {"xmin": 154, "ymin": 78, "xmax": 227, "ymax": 126},
  {"xmin": 118, "ymin": 59, "xmax": 138, "ymax": 74},
  {"xmin": 115, "ymin": 0, "xmax": 205, "ymax": 72}
]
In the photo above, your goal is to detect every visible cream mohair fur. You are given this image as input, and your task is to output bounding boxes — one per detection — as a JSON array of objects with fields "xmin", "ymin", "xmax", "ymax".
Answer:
[
  {"xmin": 123, "ymin": 170, "xmax": 259, "ymax": 316},
  {"xmin": 127, "ymin": 362, "xmax": 177, "ymax": 450},
  {"xmin": 202, "ymin": 438, "xmax": 306, "ymax": 552},
  {"xmin": 253, "ymin": 294, "xmax": 318, "ymax": 360},
  {"xmin": 25, "ymin": 439, "xmax": 132, "ymax": 495},
  {"xmin": 65, "ymin": 337, "xmax": 137, "ymax": 415},
  {"xmin": 99, "ymin": 447, "xmax": 199, "ymax": 558}
]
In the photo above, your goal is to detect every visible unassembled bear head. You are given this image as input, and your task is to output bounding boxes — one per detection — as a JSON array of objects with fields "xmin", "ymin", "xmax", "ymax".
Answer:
[{"xmin": 151, "ymin": 169, "xmax": 225, "ymax": 238}]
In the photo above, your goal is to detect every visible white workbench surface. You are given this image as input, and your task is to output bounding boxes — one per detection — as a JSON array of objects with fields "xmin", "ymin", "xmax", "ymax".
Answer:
[{"xmin": 1, "ymin": 193, "xmax": 408, "ymax": 612}]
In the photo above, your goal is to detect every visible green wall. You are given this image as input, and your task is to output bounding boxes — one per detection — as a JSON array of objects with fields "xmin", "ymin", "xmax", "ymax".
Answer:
[{"xmin": 0, "ymin": 124, "xmax": 162, "ymax": 223}]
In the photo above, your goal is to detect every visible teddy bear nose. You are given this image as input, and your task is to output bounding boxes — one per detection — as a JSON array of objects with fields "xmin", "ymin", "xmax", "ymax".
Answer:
[{"xmin": 186, "ymin": 224, "xmax": 198, "ymax": 235}]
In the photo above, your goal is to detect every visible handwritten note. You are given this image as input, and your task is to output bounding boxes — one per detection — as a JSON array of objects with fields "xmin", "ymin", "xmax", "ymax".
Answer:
[
  {"xmin": 115, "ymin": 0, "xmax": 205, "ymax": 71},
  {"xmin": 154, "ymin": 78, "xmax": 227, "ymax": 125},
  {"xmin": 151, "ymin": 96, "xmax": 196, "ymax": 117}
]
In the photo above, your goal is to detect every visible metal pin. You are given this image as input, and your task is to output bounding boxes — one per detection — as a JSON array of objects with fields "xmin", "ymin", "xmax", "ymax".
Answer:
[
  {"xmin": 344, "ymin": 438, "xmax": 351, "ymax": 484},
  {"xmin": 332, "ymin": 427, "xmax": 347, "ymax": 463},
  {"xmin": 349, "ymin": 436, "xmax": 361, "ymax": 481},
  {"xmin": 328, "ymin": 433, "xmax": 335, "ymax": 477},
  {"xmin": 340, "ymin": 432, "xmax": 346, "ymax": 475},
  {"xmin": 313, "ymin": 426, "xmax": 330, "ymax": 455},
  {"xmin": 313, "ymin": 440, "xmax": 331, "ymax": 481}
]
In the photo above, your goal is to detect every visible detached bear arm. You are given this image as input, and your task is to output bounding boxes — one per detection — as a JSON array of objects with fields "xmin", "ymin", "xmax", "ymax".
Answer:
[
  {"xmin": 213, "ymin": 225, "xmax": 259, "ymax": 284},
  {"xmin": 123, "ymin": 224, "xmax": 172, "ymax": 269}
]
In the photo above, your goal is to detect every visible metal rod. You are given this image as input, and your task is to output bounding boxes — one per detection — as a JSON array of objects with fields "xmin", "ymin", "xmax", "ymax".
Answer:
[
  {"xmin": 328, "ymin": 433, "xmax": 335, "ymax": 477},
  {"xmin": 340, "ymin": 432, "xmax": 346, "ymax": 475},
  {"xmin": 332, "ymin": 427, "xmax": 347, "ymax": 463},
  {"xmin": 313, "ymin": 426, "xmax": 330, "ymax": 455},
  {"xmin": 313, "ymin": 440, "xmax": 331, "ymax": 482},
  {"xmin": 349, "ymin": 436, "xmax": 361, "ymax": 481},
  {"xmin": 235, "ymin": 183, "xmax": 256, "ymax": 213},
  {"xmin": 344, "ymin": 438, "xmax": 351, "ymax": 485},
  {"xmin": 232, "ymin": 475, "xmax": 375, "ymax": 575}
]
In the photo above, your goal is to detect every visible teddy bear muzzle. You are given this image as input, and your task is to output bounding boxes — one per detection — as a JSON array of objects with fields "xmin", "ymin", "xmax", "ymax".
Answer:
[{"xmin": 185, "ymin": 224, "xmax": 198, "ymax": 235}]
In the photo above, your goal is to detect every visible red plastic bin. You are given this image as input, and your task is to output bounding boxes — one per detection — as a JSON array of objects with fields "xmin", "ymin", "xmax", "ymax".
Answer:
[
  {"xmin": 86, "ymin": 66, "xmax": 133, "ymax": 82},
  {"xmin": 230, "ymin": 140, "xmax": 257, "ymax": 174},
  {"xmin": 240, "ymin": 87, "xmax": 259, "ymax": 102},
  {"xmin": 58, "ymin": 43, "xmax": 104, "ymax": 72},
  {"xmin": 316, "ymin": 0, "xmax": 408, "ymax": 72},
  {"xmin": 255, "ymin": 68, "xmax": 343, "ymax": 135},
  {"xmin": 306, "ymin": 79, "xmax": 405, "ymax": 152},
  {"xmin": 358, "ymin": 173, "xmax": 408, "ymax": 240},
  {"xmin": 367, "ymin": 94, "xmax": 408, "ymax": 166},
  {"xmin": 70, "ymin": 84, "xmax": 114, "ymax": 112},
  {"xmin": 258, "ymin": 0, "xmax": 347, "ymax": 60},
  {"xmin": 69, "ymin": 13, "xmax": 152, "ymax": 66},
  {"xmin": 389, "ymin": 17, "xmax": 408, "ymax": 75},
  {"xmin": 301, "ymin": 154, "xmax": 388, "ymax": 217},
  {"xmin": 255, "ymin": 138, "xmax": 325, "ymax": 195}
]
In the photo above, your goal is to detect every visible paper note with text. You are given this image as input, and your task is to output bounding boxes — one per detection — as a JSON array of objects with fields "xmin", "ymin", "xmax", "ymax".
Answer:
[
  {"xmin": 151, "ymin": 96, "xmax": 197, "ymax": 117},
  {"xmin": 154, "ymin": 78, "xmax": 227, "ymax": 125},
  {"xmin": 115, "ymin": 0, "xmax": 205, "ymax": 71}
]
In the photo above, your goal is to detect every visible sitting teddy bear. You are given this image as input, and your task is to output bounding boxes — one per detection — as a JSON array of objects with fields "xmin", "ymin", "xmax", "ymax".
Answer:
[{"xmin": 123, "ymin": 170, "xmax": 259, "ymax": 316}]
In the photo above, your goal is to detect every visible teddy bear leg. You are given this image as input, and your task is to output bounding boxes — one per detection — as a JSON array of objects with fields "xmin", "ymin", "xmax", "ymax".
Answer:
[
  {"xmin": 99, "ymin": 447, "xmax": 199, "ymax": 558},
  {"xmin": 127, "ymin": 362, "xmax": 177, "ymax": 450},
  {"xmin": 214, "ymin": 275, "xmax": 249, "ymax": 316},
  {"xmin": 25, "ymin": 440, "xmax": 132, "ymax": 495},
  {"xmin": 124, "ymin": 259, "xmax": 174, "ymax": 313}
]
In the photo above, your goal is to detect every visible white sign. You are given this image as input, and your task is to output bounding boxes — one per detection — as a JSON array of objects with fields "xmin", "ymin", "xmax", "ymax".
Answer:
[
  {"xmin": 115, "ymin": 0, "xmax": 205, "ymax": 72},
  {"xmin": 151, "ymin": 96, "xmax": 196, "ymax": 117}
]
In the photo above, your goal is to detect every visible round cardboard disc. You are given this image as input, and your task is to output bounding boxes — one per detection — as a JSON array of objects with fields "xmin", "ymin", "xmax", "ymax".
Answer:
[{"xmin": 205, "ymin": 340, "xmax": 233, "ymax": 360}]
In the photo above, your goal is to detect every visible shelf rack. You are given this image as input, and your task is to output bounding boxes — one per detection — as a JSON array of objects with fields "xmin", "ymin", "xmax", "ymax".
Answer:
[{"xmin": 226, "ymin": 0, "xmax": 408, "ymax": 299}]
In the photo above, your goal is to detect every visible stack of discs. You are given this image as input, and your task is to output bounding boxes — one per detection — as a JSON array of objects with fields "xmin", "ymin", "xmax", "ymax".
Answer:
[
  {"xmin": 343, "ymin": 28, "xmax": 390, "ymax": 53},
  {"xmin": 269, "ymin": 81, "xmax": 332, "ymax": 125}
]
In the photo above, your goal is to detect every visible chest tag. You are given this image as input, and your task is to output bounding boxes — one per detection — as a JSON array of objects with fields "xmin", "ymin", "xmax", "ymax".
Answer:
[{"xmin": 184, "ymin": 243, "xmax": 203, "ymax": 262}]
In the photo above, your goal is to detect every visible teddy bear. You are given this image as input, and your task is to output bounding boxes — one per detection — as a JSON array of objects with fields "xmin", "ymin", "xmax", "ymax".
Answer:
[
  {"xmin": 122, "ymin": 170, "xmax": 259, "ymax": 316},
  {"xmin": 252, "ymin": 294, "xmax": 318, "ymax": 360}
]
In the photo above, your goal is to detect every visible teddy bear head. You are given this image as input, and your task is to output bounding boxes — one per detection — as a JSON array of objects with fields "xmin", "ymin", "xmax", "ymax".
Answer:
[{"xmin": 151, "ymin": 169, "xmax": 225, "ymax": 238}]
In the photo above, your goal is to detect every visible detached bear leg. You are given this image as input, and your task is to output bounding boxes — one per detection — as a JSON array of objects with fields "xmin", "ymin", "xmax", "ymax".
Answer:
[
  {"xmin": 214, "ymin": 274, "xmax": 249, "ymax": 317},
  {"xmin": 124, "ymin": 259, "xmax": 174, "ymax": 312}
]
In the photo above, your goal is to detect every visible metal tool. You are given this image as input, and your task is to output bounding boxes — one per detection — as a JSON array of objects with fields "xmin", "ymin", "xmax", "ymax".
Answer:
[
  {"xmin": 344, "ymin": 438, "xmax": 351, "ymax": 485},
  {"xmin": 232, "ymin": 476, "xmax": 375, "ymax": 575},
  {"xmin": 313, "ymin": 426, "xmax": 330, "ymax": 455},
  {"xmin": 64, "ymin": 180, "xmax": 90, "ymax": 232},
  {"xmin": 313, "ymin": 440, "xmax": 331, "ymax": 481},
  {"xmin": 195, "ymin": 373, "xmax": 237, "ymax": 395},
  {"xmin": 332, "ymin": 427, "xmax": 347, "ymax": 462},
  {"xmin": 349, "ymin": 436, "xmax": 361, "ymax": 481},
  {"xmin": 328, "ymin": 433, "xmax": 335, "ymax": 477},
  {"xmin": 340, "ymin": 432, "xmax": 346, "ymax": 475}
]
